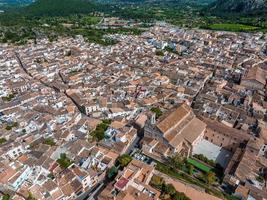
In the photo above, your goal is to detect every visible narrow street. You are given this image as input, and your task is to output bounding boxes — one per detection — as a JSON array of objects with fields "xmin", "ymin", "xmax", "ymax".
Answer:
[{"xmin": 15, "ymin": 52, "xmax": 83, "ymax": 114}]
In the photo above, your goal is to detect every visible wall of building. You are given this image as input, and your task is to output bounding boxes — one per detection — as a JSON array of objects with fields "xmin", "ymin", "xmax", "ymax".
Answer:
[{"xmin": 204, "ymin": 128, "xmax": 241, "ymax": 152}]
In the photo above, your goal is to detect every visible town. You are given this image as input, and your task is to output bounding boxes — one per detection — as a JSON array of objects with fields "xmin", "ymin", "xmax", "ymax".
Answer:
[{"xmin": 0, "ymin": 24, "xmax": 267, "ymax": 200}]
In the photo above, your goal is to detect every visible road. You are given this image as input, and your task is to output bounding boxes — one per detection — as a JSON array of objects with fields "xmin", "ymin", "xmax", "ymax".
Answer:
[{"xmin": 15, "ymin": 52, "xmax": 83, "ymax": 114}]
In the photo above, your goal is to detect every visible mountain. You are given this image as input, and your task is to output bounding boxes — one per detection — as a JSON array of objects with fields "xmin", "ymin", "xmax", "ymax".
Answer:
[
  {"xmin": 16, "ymin": 0, "xmax": 98, "ymax": 17},
  {"xmin": 0, "ymin": 0, "xmax": 35, "ymax": 6},
  {"xmin": 209, "ymin": 0, "xmax": 267, "ymax": 14}
]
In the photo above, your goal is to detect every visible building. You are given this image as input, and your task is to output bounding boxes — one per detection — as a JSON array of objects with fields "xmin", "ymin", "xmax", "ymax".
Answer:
[
  {"xmin": 99, "ymin": 159, "xmax": 160, "ymax": 200},
  {"xmin": 241, "ymin": 67, "xmax": 267, "ymax": 90},
  {"xmin": 143, "ymin": 104, "xmax": 206, "ymax": 159}
]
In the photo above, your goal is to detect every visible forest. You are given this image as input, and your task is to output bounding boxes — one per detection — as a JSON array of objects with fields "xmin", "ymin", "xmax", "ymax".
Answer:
[{"xmin": 0, "ymin": 0, "xmax": 266, "ymax": 45}]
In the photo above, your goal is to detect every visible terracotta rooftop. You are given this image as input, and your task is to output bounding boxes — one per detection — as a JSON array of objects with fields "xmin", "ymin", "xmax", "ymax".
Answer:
[{"xmin": 157, "ymin": 103, "xmax": 191, "ymax": 134}]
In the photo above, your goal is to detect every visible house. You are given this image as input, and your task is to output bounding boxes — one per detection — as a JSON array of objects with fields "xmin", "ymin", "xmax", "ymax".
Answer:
[
  {"xmin": 5, "ymin": 144, "xmax": 26, "ymax": 159},
  {"xmin": 224, "ymin": 137, "xmax": 267, "ymax": 200},
  {"xmin": 7, "ymin": 165, "xmax": 32, "ymax": 190},
  {"xmin": 241, "ymin": 67, "xmax": 267, "ymax": 90},
  {"xmin": 99, "ymin": 159, "xmax": 160, "ymax": 200}
]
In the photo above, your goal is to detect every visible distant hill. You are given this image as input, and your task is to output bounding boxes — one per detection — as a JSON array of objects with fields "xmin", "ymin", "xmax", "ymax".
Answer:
[
  {"xmin": 209, "ymin": 0, "xmax": 267, "ymax": 14},
  {"xmin": 0, "ymin": 0, "xmax": 34, "ymax": 6},
  {"xmin": 15, "ymin": 0, "xmax": 98, "ymax": 17},
  {"xmin": 0, "ymin": 0, "xmax": 35, "ymax": 10}
]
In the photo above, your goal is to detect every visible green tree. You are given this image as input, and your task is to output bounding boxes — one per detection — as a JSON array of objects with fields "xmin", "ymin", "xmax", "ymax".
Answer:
[
  {"xmin": 43, "ymin": 138, "xmax": 56, "ymax": 146},
  {"xmin": 117, "ymin": 154, "xmax": 132, "ymax": 167},
  {"xmin": 150, "ymin": 175, "xmax": 164, "ymax": 188},
  {"xmin": 2, "ymin": 194, "xmax": 10, "ymax": 200},
  {"xmin": 156, "ymin": 50, "xmax": 164, "ymax": 56},
  {"xmin": 0, "ymin": 138, "xmax": 7, "ymax": 144},
  {"xmin": 107, "ymin": 166, "xmax": 118, "ymax": 179},
  {"xmin": 188, "ymin": 164, "xmax": 194, "ymax": 175},
  {"xmin": 170, "ymin": 154, "xmax": 185, "ymax": 169},
  {"xmin": 162, "ymin": 184, "xmax": 176, "ymax": 196},
  {"xmin": 57, "ymin": 153, "xmax": 73, "ymax": 169},
  {"xmin": 206, "ymin": 171, "xmax": 216, "ymax": 185},
  {"xmin": 151, "ymin": 107, "xmax": 163, "ymax": 119},
  {"xmin": 27, "ymin": 193, "xmax": 36, "ymax": 200},
  {"xmin": 173, "ymin": 192, "xmax": 191, "ymax": 200},
  {"xmin": 90, "ymin": 120, "xmax": 111, "ymax": 141}
]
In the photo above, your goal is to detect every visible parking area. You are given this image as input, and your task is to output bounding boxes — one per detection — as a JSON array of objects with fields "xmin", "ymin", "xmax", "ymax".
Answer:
[{"xmin": 132, "ymin": 151, "xmax": 153, "ymax": 165}]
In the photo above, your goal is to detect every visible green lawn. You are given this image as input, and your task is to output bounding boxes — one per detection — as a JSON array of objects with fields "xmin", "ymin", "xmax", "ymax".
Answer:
[
  {"xmin": 207, "ymin": 23, "xmax": 259, "ymax": 32},
  {"xmin": 187, "ymin": 158, "xmax": 211, "ymax": 173},
  {"xmin": 83, "ymin": 16, "xmax": 102, "ymax": 25}
]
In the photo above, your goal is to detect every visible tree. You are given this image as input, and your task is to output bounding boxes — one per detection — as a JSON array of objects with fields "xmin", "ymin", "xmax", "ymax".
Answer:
[
  {"xmin": 27, "ymin": 193, "xmax": 37, "ymax": 200},
  {"xmin": 57, "ymin": 153, "xmax": 72, "ymax": 169},
  {"xmin": 151, "ymin": 107, "xmax": 163, "ymax": 119},
  {"xmin": 43, "ymin": 138, "xmax": 56, "ymax": 146},
  {"xmin": 117, "ymin": 154, "xmax": 132, "ymax": 167},
  {"xmin": 162, "ymin": 184, "xmax": 176, "ymax": 196},
  {"xmin": 90, "ymin": 120, "xmax": 111, "ymax": 141},
  {"xmin": 173, "ymin": 192, "xmax": 191, "ymax": 200},
  {"xmin": 156, "ymin": 50, "xmax": 164, "ymax": 56},
  {"xmin": 0, "ymin": 138, "xmax": 7, "ymax": 144},
  {"xmin": 206, "ymin": 171, "xmax": 216, "ymax": 185},
  {"xmin": 150, "ymin": 175, "xmax": 164, "ymax": 188},
  {"xmin": 2, "ymin": 194, "xmax": 10, "ymax": 200},
  {"xmin": 107, "ymin": 166, "xmax": 118, "ymax": 179},
  {"xmin": 188, "ymin": 164, "xmax": 194, "ymax": 175},
  {"xmin": 169, "ymin": 154, "xmax": 185, "ymax": 169}
]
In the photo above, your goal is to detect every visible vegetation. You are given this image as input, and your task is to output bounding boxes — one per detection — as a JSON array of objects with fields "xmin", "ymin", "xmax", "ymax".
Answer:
[
  {"xmin": 205, "ymin": 23, "xmax": 259, "ymax": 32},
  {"xmin": 106, "ymin": 166, "xmax": 118, "ymax": 179},
  {"xmin": 151, "ymin": 107, "xmax": 163, "ymax": 119},
  {"xmin": 5, "ymin": 122, "xmax": 18, "ymax": 130},
  {"xmin": 155, "ymin": 50, "xmax": 164, "ymax": 56},
  {"xmin": 187, "ymin": 158, "xmax": 211, "ymax": 173},
  {"xmin": 47, "ymin": 173, "xmax": 55, "ymax": 179},
  {"xmin": 90, "ymin": 120, "xmax": 111, "ymax": 141},
  {"xmin": 193, "ymin": 154, "xmax": 215, "ymax": 167},
  {"xmin": 155, "ymin": 161, "xmax": 225, "ymax": 199},
  {"xmin": 43, "ymin": 138, "xmax": 56, "ymax": 146},
  {"xmin": 0, "ymin": 0, "xmax": 266, "ymax": 46},
  {"xmin": 205, "ymin": 171, "xmax": 216, "ymax": 185},
  {"xmin": 117, "ymin": 154, "xmax": 132, "ymax": 167},
  {"xmin": 2, "ymin": 94, "xmax": 15, "ymax": 102},
  {"xmin": 150, "ymin": 175, "xmax": 191, "ymax": 200},
  {"xmin": 0, "ymin": 138, "xmax": 7, "ymax": 145},
  {"xmin": 263, "ymin": 114, "xmax": 267, "ymax": 122},
  {"xmin": 57, "ymin": 153, "xmax": 73, "ymax": 169},
  {"xmin": 2, "ymin": 193, "xmax": 10, "ymax": 200},
  {"xmin": 150, "ymin": 174, "xmax": 165, "ymax": 189},
  {"xmin": 26, "ymin": 193, "xmax": 37, "ymax": 200},
  {"xmin": 164, "ymin": 46, "xmax": 179, "ymax": 54}
]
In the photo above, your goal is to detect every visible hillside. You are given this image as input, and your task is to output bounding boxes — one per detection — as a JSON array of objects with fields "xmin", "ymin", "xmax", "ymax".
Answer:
[
  {"xmin": 19, "ymin": 0, "xmax": 97, "ymax": 17},
  {"xmin": 209, "ymin": 0, "xmax": 267, "ymax": 14}
]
